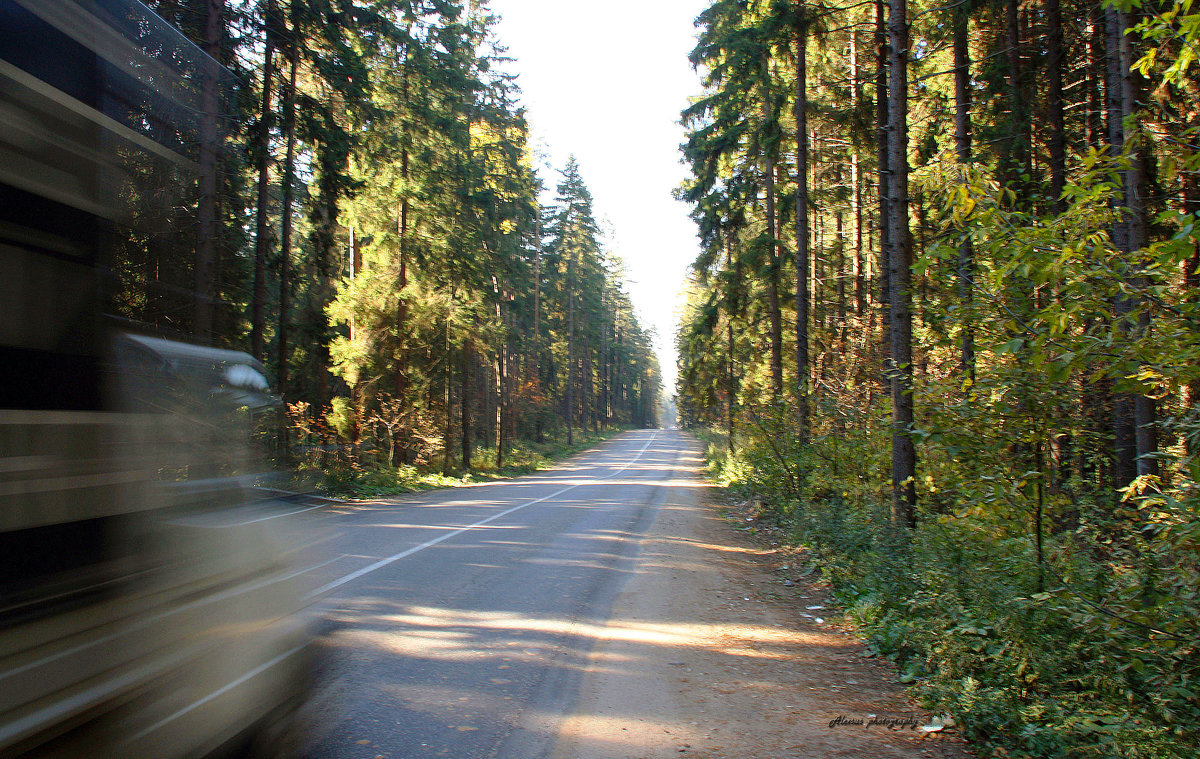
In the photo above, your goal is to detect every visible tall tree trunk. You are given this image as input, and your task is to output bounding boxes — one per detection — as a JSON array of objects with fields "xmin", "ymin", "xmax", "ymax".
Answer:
[
  {"xmin": 533, "ymin": 215, "xmax": 542, "ymax": 376},
  {"xmin": 1087, "ymin": 7, "xmax": 1106, "ymax": 150},
  {"xmin": 533, "ymin": 215, "xmax": 544, "ymax": 442},
  {"xmin": 1046, "ymin": 0, "xmax": 1066, "ymax": 205},
  {"xmin": 494, "ymin": 286, "xmax": 505, "ymax": 465},
  {"xmin": 726, "ymin": 234, "xmax": 740, "ymax": 454},
  {"xmin": 193, "ymin": 0, "xmax": 223, "ymax": 343},
  {"xmin": 461, "ymin": 339, "xmax": 472, "ymax": 470},
  {"xmin": 1115, "ymin": 8, "xmax": 1157, "ymax": 478},
  {"xmin": 850, "ymin": 25, "xmax": 866, "ymax": 320},
  {"xmin": 1183, "ymin": 169, "xmax": 1200, "ymax": 456},
  {"xmin": 391, "ymin": 194, "xmax": 410, "ymax": 469},
  {"xmin": 1043, "ymin": 0, "xmax": 1069, "ymax": 485},
  {"xmin": 887, "ymin": 0, "xmax": 917, "ymax": 527},
  {"xmin": 613, "ymin": 324, "xmax": 623, "ymax": 426},
  {"xmin": 396, "ymin": 51, "xmax": 411, "ymax": 403},
  {"xmin": 276, "ymin": 43, "xmax": 299, "ymax": 395},
  {"xmin": 836, "ymin": 211, "xmax": 846, "ymax": 342},
  {"xmin": 794, "ymin": 10, "xmax": 811, "ymax": 441},
  {"xmin": 728, "ymin": 318, "xmax": 737, "ymax": 454},
  {"xmin": 876, "ymin": 0, "xmax": 892, "ymax": 385},
  {"xmin": 852, "ymin": 155, "xmax": 865, "ymax": 318},
  {"xmin": 250, "ymin": 0, "xmax": 278, "ymax": 360},
  {"xmin": 600, "ymin": 303, "xmax": 609, "ymax": 428},
  {"xmin": 763, "ymin": 55, "xmax": 784, "ymax": 400},
  {"xmin": 497, "ymin": 342, "xmax": 506, "ymax": 465},
  {"xmin": 1003, "ymin": 0, "xmax": 1030, "ymax": 195},
  {"xmin": 1077, "ymin": 4, "xmax": 1111, "ymax": 487},
  {"xmin": 567, "ymin": 246, "xmax": 576, "ymax": 446},
  {"xmin": 1106, "ymin": 6, "xmax": 1139, "ymax": 486},
  {"xmin": 582, "ymin": 340, "xmax": 592, "ymax": 434},
  {"xmin": 443, "ymin": 300, "xmax": 453, "ymax": 475},
  {"xmin": 954, "ymin": 3, "xmax": 975, "ymax": 382},
  {"xmin": 348, "ymin": 227, "xmax": 361, "ymax": 343}
]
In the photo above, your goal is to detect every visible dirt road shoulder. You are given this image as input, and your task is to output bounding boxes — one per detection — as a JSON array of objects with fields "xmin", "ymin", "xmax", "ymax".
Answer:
[{"xmin": 553, "ymin": 444, "xmax": 973, "ymax": 759}]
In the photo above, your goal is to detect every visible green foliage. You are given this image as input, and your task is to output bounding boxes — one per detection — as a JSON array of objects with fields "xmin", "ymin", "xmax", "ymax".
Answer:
[
  {"xmin": 692, "ymin": 425, "xmax": 756, "ymax": 487},
  {"xmin": 320, "ymin": 462, "xmax": 476, "ymax": 498},
  {"xmin": 129, "ymin": 1, "xmax": 662, "ymax": 489},
  {"xmin": 926, "ymin": 156, "xmax": 1200, "ymax": 409},
  {"xmin": 692, "ymin": 282, "xmax": 1200, "ymax": 759},
  {"xmin": 308, "ymin": 418, "xmax": 626, "ymax": 497},
  {"xmin": 326, "ymin": 396, "xmax": 356, "ymax": 440},
  {"xmin": 679, "ymin": 0, "xmax": 1200, "ymax": 751},
  {"xmin": 711, "ymin": 442, "xmax": 1200, "ymax": 757}
]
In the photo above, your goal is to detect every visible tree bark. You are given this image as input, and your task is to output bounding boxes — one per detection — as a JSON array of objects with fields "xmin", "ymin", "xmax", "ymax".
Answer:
[
  {"xmin": 1115, "ymin": 8, "xmax": 1157, "ymax": 478},
  {"xmin": 193, "ymin": 0, "xmax": 223, "ymax": 343},
  {"xmin": 276, "ymin": 42, "xmax": 299, "ymax": 395},
  {"xmin": 1106, "ymin": 6, "xmax": 1140, "ymax": 486},
  {"xmin": 794, "ymin": 10, "xmax": 811, "ymax": 441},
  {"xmin": 443, "ymin": 300, "xmax": 453, "ymax": 475},
  {"xmin": 567, "ymin": 244, "xmax": 576, "ymax": 446},
  {"xmin": 728, "ymin": 318, "xmax": 737, "ymax": 453},
  {"xmin": 348, "ymin": 227, "xmax": 359, "ymax": 340},
  {"xmin": 583, "ymin": 336, "xmax": 594, "ymax": 433},
  {"xmin": 1046, "ymin": 0, "xmax": 1066, "ymax": 206},
  {"xmin": 497, "ymin": 340, "xmax": 507, "ymax": 465},
  {"xmin": 850, "ymin": 25, "xmax": 866, "ymax": 320},
  {"xmin": 763, "ymin": 54, "xmax": 784, "ymax": 400},
  {"xmin": 250, "ymin": 0, "xmax": 278, "ymax": 361},
  {"xmin": 1183, "ymin": 168, "xmax": 1200, "ymax": 456},
  {"xmin": 1002, "ymin": 0, "xmax": 1030, "ymax": 195},
  {"xmin": 876, "ymin": 0, "xmax": 892, "ymax": 384},
  {"xmin": 461, "ymin": 338, "xmax": 472, "ymax": 470},
  {"xmin": 533, "ymin": 214, "xmax": 542, "ymax": 374},
  {"xmin": 726, "ymin": 234, "xmax": 740, "ymax": 454},
  {"xmin": 396, "ymin": 54, "xmax": 411, "ymax": 401},
  {"xmin": 887, "ymin": 0, "xmax": 917, "ymax": 527},
  {"xmin": 600, "ymin": 300, "xmax": 610, "ymax": 427},
  {"xmin": 954, "ymin": 3, "xmax": 975, "ymax": 382},
  {"xmin": 1087, "ymin": 7, "xmax": 1106, "ymax": 150}
]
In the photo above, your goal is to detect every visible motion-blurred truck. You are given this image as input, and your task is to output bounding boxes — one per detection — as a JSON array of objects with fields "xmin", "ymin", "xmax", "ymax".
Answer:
[{"xmin": 0, "ymin": 1, "xmax": 320, "ymax": 755}]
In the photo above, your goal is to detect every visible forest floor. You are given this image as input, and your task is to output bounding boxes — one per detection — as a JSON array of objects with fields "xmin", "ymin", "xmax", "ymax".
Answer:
[{"xmin": 553, "ymin": 485, "xmax": 977, "ymax": 759}]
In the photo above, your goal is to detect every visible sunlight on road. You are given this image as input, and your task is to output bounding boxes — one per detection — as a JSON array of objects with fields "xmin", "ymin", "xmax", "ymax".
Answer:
[
  {"xmin": 348, "ymin": 604, "xmax": 832, "ymax": 662},
  {"xmin": 552, "ymin": 711, "xmax": 696, "ymax": 758}
]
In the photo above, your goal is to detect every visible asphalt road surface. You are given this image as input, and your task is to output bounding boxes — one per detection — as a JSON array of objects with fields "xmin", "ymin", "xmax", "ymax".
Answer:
[{"xmin": 300, "ymin": 429, "xmax": 694, "ymax": 759}]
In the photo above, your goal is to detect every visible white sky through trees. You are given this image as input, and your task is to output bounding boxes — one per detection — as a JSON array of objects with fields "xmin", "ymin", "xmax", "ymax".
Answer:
[{"xmin": 489, "ymin": 0, "xmax": 710, "ymax": 395}]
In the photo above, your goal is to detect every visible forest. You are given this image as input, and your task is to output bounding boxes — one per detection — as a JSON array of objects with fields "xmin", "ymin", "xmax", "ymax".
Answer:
[
  {"xmin": 116, "ymin": 0, "xmax": 661, "ymax": 487},
  {"xmin": 675, "ymin": 0, "xmax": 1200, "ymax": 756}
]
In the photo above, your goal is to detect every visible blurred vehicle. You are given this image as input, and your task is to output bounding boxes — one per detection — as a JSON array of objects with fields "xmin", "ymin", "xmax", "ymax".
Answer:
[{"xmin": 0, "ymin": 1, "xmax": 321, "ymax": 756}]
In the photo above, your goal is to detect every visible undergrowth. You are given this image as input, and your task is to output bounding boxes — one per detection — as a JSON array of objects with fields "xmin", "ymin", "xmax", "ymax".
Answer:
[
  {"xmin": 303, "ymin": 427, "xmax": 626, "ymax": 498},
  {"xmin": 694, "ymin": 422, "xmax": 1200, "ymax": 759}
]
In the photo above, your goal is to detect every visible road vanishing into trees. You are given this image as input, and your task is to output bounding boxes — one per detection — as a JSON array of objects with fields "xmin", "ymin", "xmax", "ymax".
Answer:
[{"xmin": 299, "ymin": 430, "xmax": 696, "ymax": 759}]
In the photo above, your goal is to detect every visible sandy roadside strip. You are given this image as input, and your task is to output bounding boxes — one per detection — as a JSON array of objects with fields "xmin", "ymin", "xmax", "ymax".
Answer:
[{"xmin": 551, "ymin": 437, "xmax": 971, "ymax": 759}]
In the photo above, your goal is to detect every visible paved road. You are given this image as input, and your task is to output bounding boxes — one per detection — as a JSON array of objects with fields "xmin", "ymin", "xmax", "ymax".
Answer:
[{"xmin": 300, "ymin": 429, "xmax": 694, "ymax": 759}]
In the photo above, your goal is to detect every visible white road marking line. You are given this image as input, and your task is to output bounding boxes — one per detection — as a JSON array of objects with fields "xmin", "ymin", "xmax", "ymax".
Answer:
[
  {"xmin": 310, "ymin": 432, "xmax": 661, "ymax": 598},
  {"xmin": 231, "ymin": 502, "xmax": 326, "ymax": 524}
]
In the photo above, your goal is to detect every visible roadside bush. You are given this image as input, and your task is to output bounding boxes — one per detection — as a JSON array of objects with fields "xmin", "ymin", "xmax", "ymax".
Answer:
[
  {"xmin": 292, "ymin": 402, "xmax": 626, "ymax": 497},
  {"xmin": 702, "ymin": 416, "xmax": 1200, "ymax": 758}
]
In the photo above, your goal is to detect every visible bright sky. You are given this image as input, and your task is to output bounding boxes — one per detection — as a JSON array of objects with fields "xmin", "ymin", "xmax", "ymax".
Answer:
[{"xmin": 489, "ymin": 0, "xmax": 711, "ymax": 394}]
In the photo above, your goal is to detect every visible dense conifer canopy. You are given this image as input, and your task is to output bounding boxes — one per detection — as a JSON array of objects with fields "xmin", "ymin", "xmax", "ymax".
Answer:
[{"xmin": 123, "ymin": 0, "xmax": 661, "ymax": 471}]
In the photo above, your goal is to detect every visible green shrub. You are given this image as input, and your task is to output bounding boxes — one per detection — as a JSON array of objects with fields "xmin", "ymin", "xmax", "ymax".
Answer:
[{"xmin": 695, "ymin": 414, "xmax": 1200, "ymax": 758}]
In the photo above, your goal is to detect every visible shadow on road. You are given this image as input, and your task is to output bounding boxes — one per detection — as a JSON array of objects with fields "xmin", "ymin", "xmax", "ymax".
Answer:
[{"xmin": 297, "ymin": 432, "xmax": 969, "ymax": 759}]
